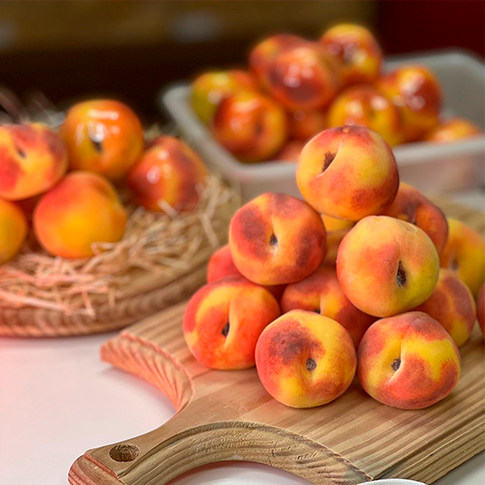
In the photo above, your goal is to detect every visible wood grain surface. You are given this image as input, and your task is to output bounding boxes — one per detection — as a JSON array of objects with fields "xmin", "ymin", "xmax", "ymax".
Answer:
[{"xmin": 69, "ymin": 199, "xmax": 485, "ymax": 485}]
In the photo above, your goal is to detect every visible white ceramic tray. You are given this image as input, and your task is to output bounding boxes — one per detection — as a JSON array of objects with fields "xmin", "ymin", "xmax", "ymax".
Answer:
[{"xmin": 161, "ymin": 50, "xmax": 485, "ymax": 201}]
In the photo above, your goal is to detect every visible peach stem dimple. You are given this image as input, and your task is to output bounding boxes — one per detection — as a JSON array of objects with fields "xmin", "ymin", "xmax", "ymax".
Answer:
[
  {"xmin": 396, "ymin": 260, "xmax": 407, "ymax": 287},
  {"xmin": 322, "ymin": 151, "xmax": 336, "ymax": 173},
  {"xmin": 391, "ymin": 358, "xmax": 401, "ymax": 371},
  {"xmin": 221, "ymin": 322, "xmax": 230, "ymax": 337},
  {"xmin": 306, "ymin": 358, "xmax": 317, "ymax": 371}
]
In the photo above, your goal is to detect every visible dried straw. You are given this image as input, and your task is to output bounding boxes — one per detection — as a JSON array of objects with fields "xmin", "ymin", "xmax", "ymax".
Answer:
[{"xmin": 0, "ymin": 174, "xmax": 239, "ymax": 317}]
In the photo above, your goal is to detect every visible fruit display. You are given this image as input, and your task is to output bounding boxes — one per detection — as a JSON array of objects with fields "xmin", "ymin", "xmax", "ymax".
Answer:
[
  {"xmin": 190, "ymin": 23, "xmax": 482, "ymax": 163},
  {"xmin": 0, "ymin": 100, "xmax": 209, "ymax": 264},
  {"xmin": 184, "ymin": 124, "xmax": 484, "ymax": 411}
]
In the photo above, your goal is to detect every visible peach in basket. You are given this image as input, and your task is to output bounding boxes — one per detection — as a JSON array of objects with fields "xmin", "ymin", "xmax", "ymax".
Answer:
[
  {"xmin": 34, "ymin": 171, "xmax": 127, "ymax": 258},
  {"xmin": 0, "ymin": 123, "xmax": 67, "ymax": 200},
  {"xmin": 61, "ymin": 99, "xmax": 144, "ymax": 180},
  {"xmin": 0, "ymin": 198, "xmax": 27, "ymax": 265},
  {"xmin": 128, "ymin": 136, "xmax": 208, "ymax": 213}
]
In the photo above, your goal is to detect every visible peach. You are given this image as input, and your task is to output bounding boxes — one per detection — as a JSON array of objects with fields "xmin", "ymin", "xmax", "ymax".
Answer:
[
  {"xmin": 183, "ymin": 276, "xmax": 280, "ymax": 370},
  {"xmin": 378, "ymin": 66, "xmax": 442, "ymax": 142},
  {"xmin": 320, "ymin": 24, "xmax": 382, "ymax": 87},
  {"xmin": 249, "ymin": 34, "xmax": 308, "ymax": 89},
  {"xmin": 0, "ymin": 124, "xmax": 67, "ymax": 200},
  {"xmin": 274, "ymin": 141, "xmax": 304, "ymax": 162},
  {"xmin": 416, "ymin": 268, "xmax": 476, "ymax": 347},
  {"xmin": 296, "ymin": 126, "xmax": 399, "ymax": 220},
  {"xmin": 266, "ymin": 44, "xmax": 338, "ymax": 110},
  {"xmin": 0, "ymin": 198, "xmax": 27, "ymax": 264},
  {"xmin": 440, "ymin": 218, "xmax": 485, "ymax": 297},
  {"xmin": 255, "ymin": 310, "xmax": 356, "ymax": 408},
  {"xmin": 382, "ymin": 182, "xmax": 448, "ymax": 254},
  {"xmin": 358, "ymin": 312, "xmax": 461, "ymax": 409},
  {"xmin": 61, "ymin": 99, "xmax": 144, "ymax": 180},
  {"xmin": 207, "ymin": 244, "xmax": 241, "ymax": 283},
  {"xmin": 321, "ymin": 213, "xmax": 355, "ymax": 232},
  {"xmin": 423, "ymin": 117, "xmax": 482, "ymax": 143},
  {"xmin": 191, "ymin": 70, "xmax": 257, "ymax": 124},
  {"xmin": 127, "ymin": 136, "xmax": 208, "ymax": 212},
  {"xmin": 212, "ymin": 91, "xmax": 287, "ymax": 163},
  {"xmin": 206, "ymin": 245, "xmax": 286, "ymax": 301},
  {"xmin": 327, "ymin": 85, "xmax": 402, "ymax": 146},
  {"xmin": 320, "ymin": 214, "xmax": 354, "ymax": 266},
  {"xmin": 281, "ymin": 267, "xmax": 376, "ymax": 347},
  {"xmin": 34, "ymin": 171, "xmax": 127, "ymax": 258},
  {"xmin": 477, "ymin": 284, "xmax": 485, "ymax": 336},
  {"xmin": 229, "ymin": 193, "xmax": 326, "ymax": 286},
  {"xmin": 288, "ymin": 109, "xmax": 327, "ymax": 142},
  {"xmin": 337, "ymin": 216, "xmax": 440, "ymax": 317},
  {"xmin": 323, "ymin": 227, "xmax": 352, "ymax": 266}
]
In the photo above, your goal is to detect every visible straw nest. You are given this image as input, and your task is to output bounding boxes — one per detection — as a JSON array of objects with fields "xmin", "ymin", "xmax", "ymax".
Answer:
[{"xmin": 0, "ymin": 173, "xmax": 239, "ymax": 336}]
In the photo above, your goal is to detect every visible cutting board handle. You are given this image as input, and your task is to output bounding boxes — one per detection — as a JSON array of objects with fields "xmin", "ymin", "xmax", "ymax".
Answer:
[{"xmin": 69, "ymin": 327, "xmax": 372, "ymax": 485}]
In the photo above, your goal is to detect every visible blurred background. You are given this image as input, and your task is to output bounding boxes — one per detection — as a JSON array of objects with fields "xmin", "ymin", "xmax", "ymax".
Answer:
[{"xmin": 0, "ymin": 0, "xmax": 483, "ymax": 122}]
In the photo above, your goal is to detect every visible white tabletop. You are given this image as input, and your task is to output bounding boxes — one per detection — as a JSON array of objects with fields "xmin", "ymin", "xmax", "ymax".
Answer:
[
  {"xmin": 1, "ymin": 333, "xmax": 484, "ymax": 485},
  {"xmin": 1, "ymin": 189, "xmax": 484, "ymax": 485}
]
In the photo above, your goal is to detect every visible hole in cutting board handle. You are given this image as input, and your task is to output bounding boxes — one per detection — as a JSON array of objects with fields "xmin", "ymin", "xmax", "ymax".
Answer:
[{"xmin": 109, "ymin": 443, "xmax": 140, "ymax": 462}]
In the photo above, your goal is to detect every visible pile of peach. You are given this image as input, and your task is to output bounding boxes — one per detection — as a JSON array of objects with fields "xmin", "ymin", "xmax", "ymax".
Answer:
[
  {"xmin": 190, "ymin": 24, "xmax": 482, "ymax": 163},
  {"xmin": 183, "ymin": 125, "xmax": 485, "ymax": 410},
  {"xmin": 0, "ymin": 100, "xmax": 208, "ymax": 264}
]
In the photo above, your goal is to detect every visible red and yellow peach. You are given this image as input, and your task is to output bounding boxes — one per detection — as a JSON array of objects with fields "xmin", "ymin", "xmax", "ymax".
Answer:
[
  {"xmin": 61, "ymin": 99, "xmax": 144, "ymax": 180},
  {"xmin": 207, "ymin": 244, "xmax": 241, "ymax": 284},
  {"xmin": 33, "ymin": 171, "xmax": 127, "ymax": 258},
  {"xmin": 0, "ymin": 198, "xmax": 27, "ymax": 264},
  {"xmin": 249, "ymin": 34, "xmax": 308, "ymax": 89},
  {"xmin": 212, "ymin": 91, "xmax": 287, "ymax": 163},
  {"xmin": 358, "ymin": 311, "xmax": 461, "ymax": 409},
  {"xmin": 229, "ymin": 193, "xmax": 326, "ymax": 285},
  {"xmin": 191, "ymin": 70, "xmax": 257, "ymax": 124},
  {"xmin": 320, "ymin": 24, "xmax": 382, "ymax": 87},
  {"xmin": 266, "ymin": 44, "xmax": 338, "ymax": 110},
  {"xmin": 382, "ymin": 182, "xmax": 448, "ymax": 254},
  {"xmin": 127, "ymin": 136, "xmax": 208, "ymax": 212},
  {"xmin": 439, "ymin": 218, "xmax": 485, "ymax": 297},
  {"xmin": 0, "ymin": 124, "xmax": 67, "ymax": 200},
  {"xmin": 327, "ymin": 85, "xmax": 402, "ymax": 146},
  {"xmin": 415, "ymin": 269, "xmax": 476, "ymax": 347},
  {"xmin": 296, "ymin": 126, "xmax": 399, "ymax": 220},
  {"xmin": 281, "ymin": 267, "xmax": 376, "ymax": 347},
  {"xmin": 207, "ymin": 244, "xmax": 286, "ymax": 300},
  {"xmin": 378, "ymin": 66, "xmax": 442, "ymax": 142},
  {"xmin": 183, "ymin": 276, "xmax": 280, "ymax": 370},
  {"xmin": 256, "ymin": 310, "xmax": 356, "ymax": 407},
  {"xmin": 423, "ymin": 117, "xmax": 482, "ymax": 143},
  {"xmin": 337, "ymin": 216, "xmax": 440, "ymax": 317}
]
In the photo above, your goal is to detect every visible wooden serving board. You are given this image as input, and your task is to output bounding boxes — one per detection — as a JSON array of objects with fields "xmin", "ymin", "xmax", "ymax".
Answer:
[{"xmin": 69, "ymin": 199, "xmax": 485, "ymax": 485}]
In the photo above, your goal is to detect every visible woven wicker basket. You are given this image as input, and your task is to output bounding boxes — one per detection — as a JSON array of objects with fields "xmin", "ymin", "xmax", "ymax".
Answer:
[{"xmin": 0, "ymin": 174, "xmax": 239, "ymax": 337}]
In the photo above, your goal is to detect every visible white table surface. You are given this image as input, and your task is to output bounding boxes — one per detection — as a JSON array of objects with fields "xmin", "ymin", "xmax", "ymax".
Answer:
[{"xmin": 2, "ymin": 189, "xmax": 485, "ymax": 485}]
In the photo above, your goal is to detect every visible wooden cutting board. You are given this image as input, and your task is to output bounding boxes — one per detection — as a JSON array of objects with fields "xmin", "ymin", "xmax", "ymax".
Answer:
[{"xmin": 69, "ymin": 200, "xmax": 485, "ymax": 485}]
